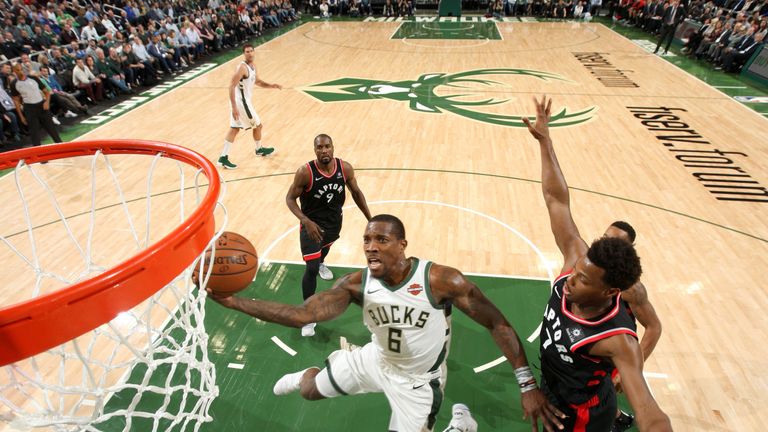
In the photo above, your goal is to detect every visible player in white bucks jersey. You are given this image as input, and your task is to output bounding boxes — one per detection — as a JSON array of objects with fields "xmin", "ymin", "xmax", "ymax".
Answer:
[
  {"xmin": 217, "ymin": 44, "xmax": 281, "ymax": 170},
  {"xmin": 524, "ymin": 96, "xmax": 672, "ymax": 432},
  {"xmin": 208, "ymin": 214, "xmax": 565, "ymax": 432}
]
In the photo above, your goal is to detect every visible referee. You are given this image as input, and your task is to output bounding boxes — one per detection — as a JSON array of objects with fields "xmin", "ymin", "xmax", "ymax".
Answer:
[{"xmin": 10, "ymin": 63, "xmax": 62, "ymax": 147}]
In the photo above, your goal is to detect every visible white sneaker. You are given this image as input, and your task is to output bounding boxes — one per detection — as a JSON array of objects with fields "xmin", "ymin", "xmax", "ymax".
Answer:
[
  {"xmin": 442, "ymin": 403, "xmax": 477, "ymax": 432},
  {"xmin": 301, "ymin": 322, "xmax": 316, "ymax": 337},
  {"xmin": 64, "ymin": 110, "xmax": 78, "ymax": 118},
  {"xmin": 52, "ymin": 116, "xmax": 61, "ymax": 125},
  {"xmin": 273, "ymin": 367, "xmax": 318, "ymax": 396},
  {"xmin": 318, "ymin": 263, "xmax": 333, "ymax": 280}
]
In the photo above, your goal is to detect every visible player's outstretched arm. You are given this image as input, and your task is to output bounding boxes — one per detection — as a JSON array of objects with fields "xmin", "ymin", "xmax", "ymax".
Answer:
[
  {"xmin": 591, "ymin": 335, "xmax": 673, "ymax": 431},
  {"xmin": 523, "ymin": 96, "xmax": 586, "ymax": 271},
  {"xmin": 207, "ymin": 272, "xmax": 363, "ymax": 327},
  {"xmin": 430, "ymin": 264, "xmax": 565, "ymax": 432},
  {"xmin": 256, "ymin": 77, "xmax": 282, "ymax": 89},
  {"xmin": 342, "ymin": 161, "xmax": 372, "ymax": 221},
  {"xmin": 623, "ymin": 281, "xmax": 662, "ymax": 361}
]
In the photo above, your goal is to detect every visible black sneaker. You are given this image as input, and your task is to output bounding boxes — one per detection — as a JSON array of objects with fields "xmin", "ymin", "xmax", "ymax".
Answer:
[
  {"xmin": 255, "ymin": 146, "xmax": 275, "ymax": 157},
  {"xmin": 613, "ymin": 410, "xmax": 634, "ymax": 432},
  {"xmin": 217, "ymin": 155, "xmax": 237, "ymax": 169}
]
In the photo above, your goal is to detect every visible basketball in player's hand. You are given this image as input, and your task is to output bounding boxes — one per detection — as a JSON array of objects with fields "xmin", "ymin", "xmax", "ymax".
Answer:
[{"xmin": 192, "ymin": 231, "xmax": 259, "ymax": 296}]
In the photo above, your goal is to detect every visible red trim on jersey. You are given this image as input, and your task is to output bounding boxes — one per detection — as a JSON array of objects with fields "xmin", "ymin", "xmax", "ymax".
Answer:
[
  {"xmin": 561, "ymin": 290, "xmax": 623, "ymax": 326},
  {"xmin": 556, "ymin": 269, "xmax": 573, "ymax": 280},
  {"xmin": 323, "ymin": 240, "xmax": 335, "ymax": 248},
  {"xmin": 339, "ymin": 158, "xmax": 347, "ymax": 182},
  {"xmin": 315, "ymin": 158, "xmax": 338, "ymax": 179},
  {"xmin": 611, "ymin": 368, "xmax": 619, "ymax": 379},
  {"xmin": 571, "ymin": 328, "xmax": 638, "ymax": 352},
  {"xmin": 304, "ymin": 163, "xmax": 313, "ymax": 192},
  {"xmin": 303, "ymin": 251, "xmax": 322, "ymax": 261},
  {"xmin": 586, "ymin": 380, "xmax": 601, "ymax": 387},
  {"xmin": 593, "ymin": 370, "xmax": 607, "ymax": 377},
  {"xmin": 579, "ymin": 353, "xmax": 602, "ymax": 363},
  {"xmin": 570, "ymin": 395, "xmax": 600, "ymax": 432}
]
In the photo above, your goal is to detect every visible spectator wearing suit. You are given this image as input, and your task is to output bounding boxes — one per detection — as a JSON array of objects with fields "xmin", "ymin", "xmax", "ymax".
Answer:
[
  {"xmin": 719, "ymin": 31, "xmax": 764, "ymax": 70},
  {"xmin": 60, "ymin": 22, "xmax": 81, "ymax": 45},
  {"xmin": 655, "ymin": 0, "xmax": 686, "ymax": 54}
]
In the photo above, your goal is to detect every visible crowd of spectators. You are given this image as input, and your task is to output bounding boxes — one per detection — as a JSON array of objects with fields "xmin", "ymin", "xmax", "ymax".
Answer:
[
  {"xmin": 612, "ymin": 0, "xmax": 767, "ymax": 71},
  {"xmin": 0, "ymin": 0, "xmax": 764, "ymax": 148},
  {"xmin": 0, "ymin": 0, "xmax": 298, "ymax": 148}
]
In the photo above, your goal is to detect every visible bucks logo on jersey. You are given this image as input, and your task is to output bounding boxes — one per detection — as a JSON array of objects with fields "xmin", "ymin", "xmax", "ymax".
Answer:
[{"xmin": 304, "ymin": 68, "xmax": 596, "ymax": 128}]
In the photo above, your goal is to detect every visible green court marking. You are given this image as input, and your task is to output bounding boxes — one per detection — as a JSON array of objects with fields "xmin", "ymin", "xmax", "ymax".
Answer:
[
  {"xmin": 392, "ymin": 21, "xmax": 502, "ymax": 40},
  {"xmin": 103, "ymin": 262, "xmax": 636, "ymax": 431}
]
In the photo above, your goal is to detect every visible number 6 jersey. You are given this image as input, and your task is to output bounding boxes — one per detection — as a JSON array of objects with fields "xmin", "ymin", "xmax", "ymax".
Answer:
[{"xmin": 362, "ymin": 258, "xmax": 451, "ymax": 377}]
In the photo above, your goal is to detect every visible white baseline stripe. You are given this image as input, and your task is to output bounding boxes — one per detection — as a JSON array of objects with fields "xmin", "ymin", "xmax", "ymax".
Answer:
[
  {"xmin": 473, "ymin": 356, "xmax": 506, "ymax": 373},
  {"xmin": 271, "ymin": 336, "xmax": 297, "ymax": 356},
  {"xmin": 713, "ymin": 85, "xmax": 747, "ymax": 89}
]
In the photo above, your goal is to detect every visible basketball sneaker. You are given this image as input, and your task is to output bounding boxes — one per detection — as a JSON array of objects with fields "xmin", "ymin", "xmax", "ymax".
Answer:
[
  {"xmin": 612, "ymin": 410, "xmax": 634, "ymax": 432},
  {"xmin": 301, "ymin": 322, "xmax": 317, "ymax": 337},
  {"xmin": 255, "ymin": 146, "xmax": 275, "ymax": 157},
  {"xmin": 217, "ymin": 156, "xmax": 237, "ymax": 170},
  {"xmin": 273, "ymin": 367, "xmax": 319, "ymax": 396},
  {"xmin": 442, "ymin": 403, "xmax": 478, "ymax": 432},
  {"xmin": 318, "ymin": 263, "xmax": 333, "ymax": 280}
]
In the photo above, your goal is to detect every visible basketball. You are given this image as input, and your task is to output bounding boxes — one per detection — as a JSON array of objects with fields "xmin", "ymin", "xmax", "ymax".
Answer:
[{"xmin": 192, "ymin": 231, "xmax": 259, "ymax": 296}]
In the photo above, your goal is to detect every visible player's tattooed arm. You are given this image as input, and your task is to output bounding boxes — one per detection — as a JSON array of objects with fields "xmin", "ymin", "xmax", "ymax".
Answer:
[
  {"xmin": 207, "ymin": 272, "xmax": 363, "ymax": 327},
  {"xmin": 430, "ymin": 264, "xmax": 529, "ymax": 368},
  {"xmin": 431, "ymin": 264, "xmax": 566, "ymax": 431}
]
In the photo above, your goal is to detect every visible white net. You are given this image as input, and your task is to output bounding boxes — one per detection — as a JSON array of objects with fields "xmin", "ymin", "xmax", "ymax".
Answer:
[{"xmin": 0, "ymin": 145, "xmax": 225, "ymax": 432}]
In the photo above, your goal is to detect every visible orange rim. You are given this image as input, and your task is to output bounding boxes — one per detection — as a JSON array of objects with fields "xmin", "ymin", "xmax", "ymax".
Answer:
[{"xmin": 0, "ymin": 140, "xmax": 220, "ymax": 367}]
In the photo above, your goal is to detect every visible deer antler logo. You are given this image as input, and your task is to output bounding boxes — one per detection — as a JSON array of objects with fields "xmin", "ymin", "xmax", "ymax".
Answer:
[{"xmin": 303, "ymin": 68, "xmax": 595, "ymax": 128}]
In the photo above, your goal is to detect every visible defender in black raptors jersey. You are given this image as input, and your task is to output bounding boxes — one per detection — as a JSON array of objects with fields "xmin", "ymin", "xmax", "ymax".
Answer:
[
  {"xmin": 523, "ymin": 96, "xmax": 672, "ymax": 432},
  {"xmin": 286, "ymin": 134, "xmax": 371, "ymax": 337}
]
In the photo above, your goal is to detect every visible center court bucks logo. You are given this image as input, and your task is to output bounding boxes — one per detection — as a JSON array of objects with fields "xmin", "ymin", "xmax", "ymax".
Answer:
[{"xmin": 303, "ymin": 68, "xmax": 596, "ymax": 128}]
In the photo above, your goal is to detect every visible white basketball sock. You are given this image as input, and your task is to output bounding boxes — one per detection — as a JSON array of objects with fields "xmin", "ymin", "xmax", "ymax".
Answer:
[
  {"xmin": 221, "ymin": 140, "xmax": 232, "ymax": 157},
  {"xmin": 254, "ymin": 140, "xmax": 261, "ymax": 149}
]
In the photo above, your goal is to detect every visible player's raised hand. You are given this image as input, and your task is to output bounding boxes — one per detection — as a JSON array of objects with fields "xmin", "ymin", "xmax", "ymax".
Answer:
[
  {"xmin": 521, "ymin": 388, "xmax": 565, "ymax": 432},
  {"xmin": 522, "ymin": 95, "xmax": 552, "ymax": 142}
]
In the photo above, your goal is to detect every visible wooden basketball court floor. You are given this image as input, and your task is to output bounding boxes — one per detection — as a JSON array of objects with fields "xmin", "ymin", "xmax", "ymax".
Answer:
[{"xmin": 2, "ymin": 20, "xmax": 767, "ymax": 431}]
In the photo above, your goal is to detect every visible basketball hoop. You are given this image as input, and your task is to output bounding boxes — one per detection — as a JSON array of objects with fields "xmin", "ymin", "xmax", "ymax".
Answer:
[{"xmin": 0, "ymin": 140, "xmax": 224, "ymax": 431}]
